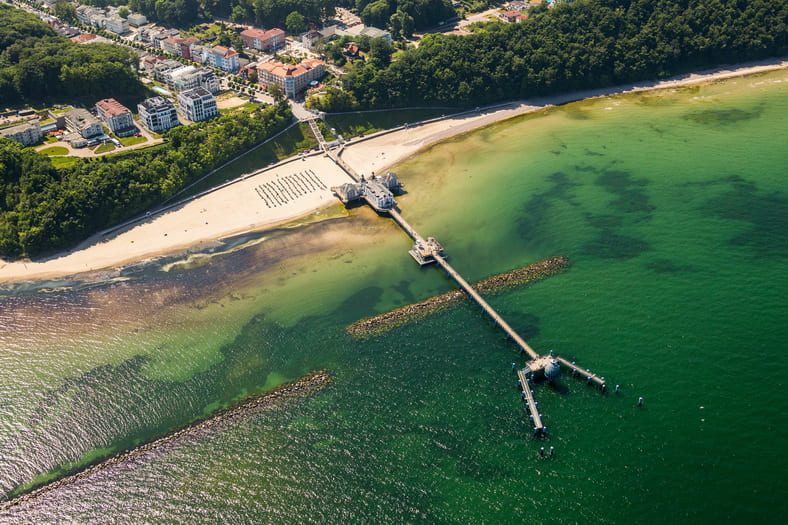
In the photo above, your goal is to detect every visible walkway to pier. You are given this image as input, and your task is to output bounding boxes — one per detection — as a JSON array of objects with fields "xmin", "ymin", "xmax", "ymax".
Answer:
[{"xmin": 307, "ymin": 118, "xmax": 329, "ymax": 152}]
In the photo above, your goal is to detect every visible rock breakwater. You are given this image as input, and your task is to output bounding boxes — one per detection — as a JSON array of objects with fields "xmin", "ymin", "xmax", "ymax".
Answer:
[
  {"xmin": 0, "ymin": 370, "xmax": 332, "ymax": 512},
  {"xmin": 347, "ymin": 256, "xmax": 569, "ymax": 337}
]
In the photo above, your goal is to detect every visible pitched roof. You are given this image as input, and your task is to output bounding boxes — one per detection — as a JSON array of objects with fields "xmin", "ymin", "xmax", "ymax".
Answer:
[{"xmin": 210, "ymin": 45, "xmax": 239, "ymax": 58}]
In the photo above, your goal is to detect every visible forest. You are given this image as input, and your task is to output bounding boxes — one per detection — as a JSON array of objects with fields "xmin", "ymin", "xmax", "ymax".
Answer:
[
  {"xmin": 83, "ymin": 0, "xmax": 454, "ymax": 32},
  {"xmin": 309, "ymin": 0, "xmax": 788, "ymax": 110},
  {"xmin": 0, "ymin": 4, "xmax": 142, "ymax": 106},
  {"xmin": 0, "ymin": 104, "xmax": 292, "ymax": 258}
]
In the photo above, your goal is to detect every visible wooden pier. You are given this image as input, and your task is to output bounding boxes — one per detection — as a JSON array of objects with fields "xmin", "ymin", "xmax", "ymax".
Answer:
[
  {"xmin": 307, "ymin": 119, "xmax": 610, "ymax": 436},
  {"xmin": 517, "ymin": 369, "xmax": 545, "ymax": 434},
  {"xmin": 555, "ymin": 356, "xmax": 606, "ymax": 390}
]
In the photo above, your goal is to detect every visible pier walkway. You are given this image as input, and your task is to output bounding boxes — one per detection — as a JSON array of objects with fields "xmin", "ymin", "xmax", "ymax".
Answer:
[
  {"xmin": 518, "ymin": 369, "xmax": 545, "ymax": 434},
  {"xmin": 307, "ymin": 119, "xmax": 609, "ymax": 436}
]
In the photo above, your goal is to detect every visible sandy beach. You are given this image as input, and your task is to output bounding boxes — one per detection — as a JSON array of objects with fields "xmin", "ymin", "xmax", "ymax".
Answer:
[{"xmin": 1, "ymin": 58, "xmax": 785, "ymax": 284}]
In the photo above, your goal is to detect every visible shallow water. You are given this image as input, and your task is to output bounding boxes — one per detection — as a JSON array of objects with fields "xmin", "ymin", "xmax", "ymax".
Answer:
[{"xmin": 1, "ymin": 70, "xmax": 787, "ymax": 522}]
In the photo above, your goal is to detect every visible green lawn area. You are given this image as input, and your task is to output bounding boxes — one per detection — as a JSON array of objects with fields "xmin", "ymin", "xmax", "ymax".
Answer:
[
  {"xmin": 118, "ymin": 135, "xmax": 147, "ymax": 147},
  {"xmin": 39, "ymin": 146, "xmax": 69, "ymax": 156},
  {"xmin": 50, "ymin": 156, "xmax": 77, "ymax": 169},
  {"xmin": 43, "ymin": 135, "xmax": 59, "ymax": 144},
  {"xmin": 324, "ymin": 108, "xmax": 455, "ymax": 139},
  {"xmin": 95, "ymin": 142, "xmax": 115, "ymax": 154}
]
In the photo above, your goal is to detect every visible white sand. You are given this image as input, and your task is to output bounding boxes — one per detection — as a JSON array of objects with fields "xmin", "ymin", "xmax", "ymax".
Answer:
[
  {"xmin": 0, "ymin": 155, "xmax": 354, "ymax": 282},
  {"xmin": 1, "ymin": 58, "xmax": 785, "ymax": 283}
]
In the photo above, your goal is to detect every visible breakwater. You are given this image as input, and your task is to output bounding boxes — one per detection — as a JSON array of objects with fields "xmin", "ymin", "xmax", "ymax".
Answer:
[
  {"xmin": 347, "ymin": 256, "xmax": 569, "ymax": 337},
  {"xmin": 0, "ymin": 370, "xmax": 332, "ymax": 512}
]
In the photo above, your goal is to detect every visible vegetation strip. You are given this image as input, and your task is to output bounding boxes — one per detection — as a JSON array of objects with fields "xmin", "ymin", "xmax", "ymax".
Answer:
[
  {"xmin": 347, "ymin": 256, "xmax": 569, "ymax": 337},
  {"xmin": 0, "ymin": 370, "xmax": 332, "ymax": 510}
]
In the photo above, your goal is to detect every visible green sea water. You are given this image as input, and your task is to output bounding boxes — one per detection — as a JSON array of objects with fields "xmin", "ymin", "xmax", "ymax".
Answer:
[{"xmin": 1, "ymin": 70, "xmax": 786, "ymax": 523}]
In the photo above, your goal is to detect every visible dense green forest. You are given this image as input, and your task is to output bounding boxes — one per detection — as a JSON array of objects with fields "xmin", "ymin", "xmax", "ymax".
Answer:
[
  {"xmin": 0, "ymin": 4, "xmax": 142, "ymax": 106},
  {"xmin": 309, "ymin": 0, "xmax": 788, "ymax": 110},
  {"xmin": 0, "ymin": 104, "xmax": 292, "ymax": 258},
  {"xmin": 90, "ymin": 0, "xmax": 452, "ymax": 31}
]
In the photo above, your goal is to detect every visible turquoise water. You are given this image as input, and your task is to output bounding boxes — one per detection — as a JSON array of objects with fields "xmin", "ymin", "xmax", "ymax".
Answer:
[{"xmin": 0, "ymin": 70, "xmax": 786, "ymax": 522}]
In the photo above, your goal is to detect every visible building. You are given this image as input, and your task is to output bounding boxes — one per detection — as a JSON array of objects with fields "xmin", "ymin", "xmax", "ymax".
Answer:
[
  {"xmin": 127, "ymin": 13, "xmax": 147, "ymax": 27},
  {"xmin": 301, "ymin": 30, "xmax": 322, "ymax": 48},
  {"xmin": 64, "ymin": 108, "xmax": 103, "ymax": 138},
  {"xmin": 160, "ymin": 36, "xmax": 181, "ymax": 56},
  {"xmin": 357, "ymin": 26, "xmax": 392, "ymax": 42},
  {"xmin": 164, "ymin": 66, "xmax": 220, "ymax": 93},
  {"xmin": 0, "ymin": 120, "xmax": 42, "ymax": 146},
  {"xmin": 95, "ymin": 98, "xmax": 136, "ymax": 136},
  {"xmin": 257, "ymin": 58, "xmax": 325, "ymax": 98},
  {"xmin": 177, "ymin": 37, "xmax": 200, "ymax": 60},
  {"xmin": 137, "ymin": 97, "xmax": 179, "ymax": 132},
  {"xmin": 240, "ymin": 28, "xmax": 285, "ymax": 52},
  {"xmin": 105, "ymin": 16, "xmax": 129, "ymax": 35},
  {"xmin": 206, "ymin": 46, "xmax": 240, "ymax": 73},
  {"xmin": 499, "ymin": 10, "xmax": 528, "ymax": 23},
  {"xmin": 178, "ymin": 87, "xmax": 218, "ymax": 122}
]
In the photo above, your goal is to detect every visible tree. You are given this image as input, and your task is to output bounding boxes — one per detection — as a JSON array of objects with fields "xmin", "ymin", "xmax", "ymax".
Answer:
[
  {"xmin": 267, "ymin": 83, "xmax": 285, "ymax": 103},
  {"xmin": 54, "ymin": 0, "xmax": 77, "ymax": 23},
  {"xmin": 118, "ymin": 7, "xmax": 129, "ymax": 19},
  {"xmin": 285, "ymin": 11, "xmax": 307, "ymax": 35},
  {"xmin": 230, "ymin": 5, "xmax": 247, "ymax": 24}
]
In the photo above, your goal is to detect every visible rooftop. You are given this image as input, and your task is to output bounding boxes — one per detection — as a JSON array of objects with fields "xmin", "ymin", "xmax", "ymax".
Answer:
[
  {"xmin": 180, "ymin": 87, "xmax": 213, "ymax": 100},
  {"xmin": 210, "ymin": 45, "xmax": 239, "ymax": 58},
  {"xmin": 257, "ymin": 58, "xmax": 325, "ymax": 78},
  {"xmin": 139, "ymin": 96, "xmax": 175, "ymax": 112},
  {"xmin": 241, "ymin": 28, "xmax": 285, "ymax": 40},
  {"xmin": 95, "ymin": 98, "xmax": 131, "ymax": 117}
]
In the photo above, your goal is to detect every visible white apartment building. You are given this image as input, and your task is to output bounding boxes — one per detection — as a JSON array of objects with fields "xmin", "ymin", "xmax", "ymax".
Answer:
[
  {"xmin": 137, "ymin": 96, "xmax": 180, "ymax": 132},
  {"xmin": 178, "ymin": 87, "xmax": 218, "ymax": 122}
]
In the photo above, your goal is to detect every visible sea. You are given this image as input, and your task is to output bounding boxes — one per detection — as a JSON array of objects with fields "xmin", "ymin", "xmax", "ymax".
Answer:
[{"xmin": 0, "ymin": 69, "xmax": 786, "ymax": 523}]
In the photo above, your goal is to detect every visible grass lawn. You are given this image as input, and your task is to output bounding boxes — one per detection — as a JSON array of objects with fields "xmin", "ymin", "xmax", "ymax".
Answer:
[
  {"xmin": 43, "ymin": 135, "xmax": 59, "ymax": 144},
  {"xmin": 95, "ymin": 143, "xmax": 116, "ymax": 154},
  {"xmin": 39, "ymin": 146, "xmax": 69, "ymax": 156},
  {"xmin": 50, "ymin": 157, "xmax": 77, "ymax": 169},
  {"xmin": 324, "ymin": 108, "xmax": 456, "ymax": 139},
  {"xmin": 118, "ymin": 135, "xmax": 147, "ymax": 147}
]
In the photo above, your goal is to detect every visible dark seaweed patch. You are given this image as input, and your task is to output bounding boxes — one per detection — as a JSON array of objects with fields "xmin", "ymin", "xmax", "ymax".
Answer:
[
  {"xmin": 685, "ymin": 107, "xmax": 761, "ymax": 126},
  {"xmin": 645, "ymin": 259, "xmax": 694, "ymax": 274},
  {"xmin": 595, "ymin": 170, "xmax": 655, "ymax": 216},
  {"xmin": 582, "ymin": 230, "xmax": 651, "ymax": 259},
  {"xmin": 517, "ymin": 172, "xmax": 579, "ymax": 242},
  {"xmin": 700, "ymin": 178, "xmax": 788, "ymax": 257}
]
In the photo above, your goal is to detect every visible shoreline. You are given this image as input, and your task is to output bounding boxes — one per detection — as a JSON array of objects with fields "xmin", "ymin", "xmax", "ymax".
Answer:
[{"xmin": 1, "ymin": 57, "xmax": 785, "ymax": 284}]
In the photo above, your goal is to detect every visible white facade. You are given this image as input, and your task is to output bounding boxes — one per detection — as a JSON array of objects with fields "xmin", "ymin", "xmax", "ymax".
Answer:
[
  {"xmin": 105, "ymin": 16, "xmax": 129, "ymax": 35},
  {"xmin": 0, "ymin": 120, "xmax": 42, "ymax": 146},
  {"xmin": 178, "ymin": 88, "xmax": 218, "ymax": 122},
  {"xmin": 137, "ymin": 97, "xmax": 180, "ymax": 132},
  {"xmin": 127, "ymin": 13, "xmax": 147, "ymax": 27}
]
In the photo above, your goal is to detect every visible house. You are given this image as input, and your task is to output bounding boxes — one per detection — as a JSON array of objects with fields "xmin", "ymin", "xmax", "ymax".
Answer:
[
  {"xmin": 206, "ymin": 46, "xmax": 240, "ymax": 73},
  {"xmin": 160, "ymin": 36, "xmax": 181, "ymax": 56},
  {"xmin": 499, "ymin": 10, "xmax": 528, "ymax": 23},
  {"xmin": 137, "ymin": 97, "xmax": 179, "ymax": 132},
  {"xmin": 0, "ymin": 120, "xmax": 42, "ymax": 146},
  {"xmin": 127, "ymin": 13, "xmax": 147, "ymax": 27},
  {"xmin": 257, "ymin": 58, "xmax": 325, "ymax": 98},
  {"xmin": 301, "ymin": 30, "xmax": 322, "ymax": 48},
  {"xmin": 105, "ymin": 16, "xmax": 129, "ymax": 35},
  {"xmin": 240, "ymin": 28, "xmax": 285, "ymax": 52},
  {"xmin": 63, "ymin": 108, "xmax": 103, "ymax": 138},
  {"xmin": 75, "ymin": 5, "xmax": 102, "ymax": 25},
  {"xmin": 344, "ymin": 43, "xmax": 359, "ymax": 58},
  {"xmin": 177, "ymin": 87, "xmax": 218, "ymax": 122},
  {"xmin": 95, "ymin": 98, "xmax": 136, "ymax": 137}
]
